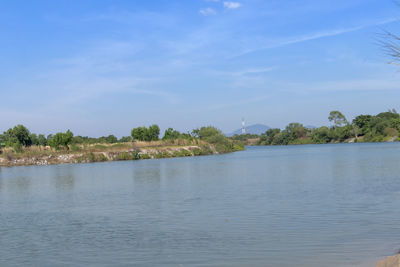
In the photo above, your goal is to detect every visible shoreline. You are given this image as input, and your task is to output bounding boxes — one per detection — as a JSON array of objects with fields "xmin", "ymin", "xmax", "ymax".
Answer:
[
  {"xmin": 375, "ymin": 254, "xmax": 400, "ymax": 267},
  {"xmin": 0, "ymin": 143, "xmax": 244, "ymax": 168}
]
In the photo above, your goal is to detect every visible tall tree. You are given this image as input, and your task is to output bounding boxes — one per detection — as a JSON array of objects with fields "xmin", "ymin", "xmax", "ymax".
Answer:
[{"xmin": 328, "ymin": 111, "xmax": 348, "ymax": 128}]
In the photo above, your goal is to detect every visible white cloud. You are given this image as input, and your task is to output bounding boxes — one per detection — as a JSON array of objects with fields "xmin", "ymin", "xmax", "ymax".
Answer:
[
  {"xmin": 223, "ymin": 2, "xmax": 241, "ymax": 9},
  {"xmin": 199, "ymin": 8, "xmax": 217, "ymax": 16}
]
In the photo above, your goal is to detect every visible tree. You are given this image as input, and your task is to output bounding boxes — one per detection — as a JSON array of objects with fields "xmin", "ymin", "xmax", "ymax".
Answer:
[
  {"xmin": 119, "ymin": 136, "xmax": 132, "ymax": 142},
  {"xmin": 328, "ymin": 111, "xmax": 348, "ymax": 128},
  {"xmin": 258, "ymin": 128, "xmax": 281, "ymax": 145},
  {"xmin": 147, "ymin": 125, "xmax": 160, "ymax": 141},
  {"xmin": 105, "ymin": 135, "xmax": 118, "ymax": 143},
  {"xmin": 381, "ymin": 29, "xmax": 400, "ymax": 65},
  {"xmin": 30, "ymin": 133, "xmax": 39, "ymax": 146},
  {"xmin": 131, "ymin": 125, "xmax": 160, "ymax": 142},
  {"xmin": 3, "ymin": 125, "xmax": 32, "ymax": 147},
  {"xmin": 311, "ymin": 126, "xmax": 330, "ymax": 144},
  {"xmin": 193, "ymin": 126, "xmax": 222, "ymax": 140},
  {"xmin": 352, "ymin": 115, "xmax": 373, "ymax": 135},
  {"xmin": 163, "ymin": 128, "xmax": 181, "ymax": 140},
  {"xmin": 131, "ymin": 127, "xmax": 148, "ymax": 141},
  {"xmin": 49, "ymin": 130, "xmax": 73, "ymax": 150},
  {"xmin": 285, "ymin": 122, "xmax": 307, "ymax": 140},
  {"xmin": 38, "ymin": 134, "xmax": 47, "ymax": 146}
]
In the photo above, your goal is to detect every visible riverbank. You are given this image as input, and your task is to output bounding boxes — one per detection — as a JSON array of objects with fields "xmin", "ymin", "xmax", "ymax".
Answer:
[
  {"xmin": 235, "ymin": 136, "xmax": 398, "ymax": 146},
  {"xmin": 0, "ymin": 140, "xmax": 245, "ymax": 167},
  {"xmin": 375, "ymin": 254, "xmax": 400, "ymax": 267}
]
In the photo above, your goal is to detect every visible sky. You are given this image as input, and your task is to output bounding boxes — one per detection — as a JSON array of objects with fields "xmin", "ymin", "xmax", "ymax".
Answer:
[{"xmin": 1, "ymin": 0, "xmax": 400, "ymax": 136}]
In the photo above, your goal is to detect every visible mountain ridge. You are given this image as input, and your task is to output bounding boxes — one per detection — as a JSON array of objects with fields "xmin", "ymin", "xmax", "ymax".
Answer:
[{"xmin": 227, "ymin": 124, "xmax": 271, "ymax": 136}]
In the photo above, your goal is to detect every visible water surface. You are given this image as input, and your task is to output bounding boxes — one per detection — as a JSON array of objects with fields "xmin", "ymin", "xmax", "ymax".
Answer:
[{"xmin": 1, "ymin": 143, "xmax": 400, "ymax": 267}]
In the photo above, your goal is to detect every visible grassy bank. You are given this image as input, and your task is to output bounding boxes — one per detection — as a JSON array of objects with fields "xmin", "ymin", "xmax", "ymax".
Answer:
[
  {"xmin": 0, "ymin": 139, "xmax": 245, "ymax": 167},
  {"xmin": 0, "ymin": 125, "xmax": 244, "ymax": 167}
]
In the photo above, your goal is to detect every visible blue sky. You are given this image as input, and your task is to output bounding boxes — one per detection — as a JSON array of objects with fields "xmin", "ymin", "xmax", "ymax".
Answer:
[{"xmin": 1, "ymin": 0, "xmax": 400, "ymax": 136}]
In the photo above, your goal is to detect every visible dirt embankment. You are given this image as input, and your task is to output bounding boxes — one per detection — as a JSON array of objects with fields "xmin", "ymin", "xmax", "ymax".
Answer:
[
  {"xmin": 375, "ymin": 255, "xmax": 400, "ymax": 267},
  {"xmin": 0, "ymin": 143, "xmax": 224, "ymax": 167}
]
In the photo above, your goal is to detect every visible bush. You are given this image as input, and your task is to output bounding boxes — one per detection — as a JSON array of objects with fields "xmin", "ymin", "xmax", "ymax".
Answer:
[
  {"xmin": 200, "ymin": 145, "xmax": 214, "ymax": 155},
  {"xmin": 89, "ymin": 152, "xmax": 96, "ymax": 162},
  {"xmin": 132, "ymin": 150, "xmax": 141, "ymax": 160},
  {"xmin": 140, "ymin": 154, "xmax": 151, "ymax": 159},
  {"xmin": 49, "ymin": 130, "xmax": 73, "ymax": 150},
  {"xmin": 131, "ymin": 125, "xmax": 160, "ymax": 141},
  {"xmin": 154, "ymin": 151, "xmax": 171, "ymax": 158},
  {"xmin": 70, "ymin": 144, "xmax": 81, "ymax": 152},
  {"xmin": 172, "ymin": 150, "xmax": 183, "ymax": 157},
  {"xmin": 192, "ymin": 148, "xmax": 203, "ymax": 156},
  {"xmin": 119, "ymin": 152, "xmax": 131, "ymax": 160},
  {"xmin": 97, "ymin": 153, "xmax": 108, "ymax": 162},
  {"xmin": 13, "ymin": 143, "xmax": 23, "ymax": 153}
]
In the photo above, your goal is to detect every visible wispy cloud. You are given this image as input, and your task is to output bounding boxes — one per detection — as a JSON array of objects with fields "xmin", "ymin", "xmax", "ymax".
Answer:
[
  {"xmin": 232, "ymin": 17, "xmax": 398, "ymax": 58},
  {"xmin": 223, "ymin": 2, "xmax": 241, "ymax": 9},
  {"xmin": 199, "ymin": 8, "xmax": 217, "ymax": 16},
  {"xmin": 213, "ymin": 67, "xmax": 277, "ymax": 77}
]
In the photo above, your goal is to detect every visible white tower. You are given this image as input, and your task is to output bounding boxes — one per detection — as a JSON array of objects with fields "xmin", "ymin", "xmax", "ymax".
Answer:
[{"xmin": 241, "ymin": 117, "xmax": 246, "ymax": 135}]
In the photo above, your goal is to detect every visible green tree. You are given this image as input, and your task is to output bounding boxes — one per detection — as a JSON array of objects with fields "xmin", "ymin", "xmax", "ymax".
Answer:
[
  {"xmin": 131, "ymin": 125, "xmax": 160, "ymax": 141},
  {"xmin": 131, "ymin": 127, "xmax": 148, "ymax": 141},
  {"xmin": 328, "ymin": 111, "xmax": 348, "ymax": 128},
  {"xmin": 258, "ymin": 128, "xmax": 280, "ymax": 145},
  {"xmin": 49, "ymin": 130, "xmax": 73, "ymax": 150},
  {"xmin": 119, "ymin": 136, "xmax": 132, "ymax": 142},
  {"xmin": 38, "ymin": 134, "xmax": 47, "ymax": 146},
  {"xmin": 3, "ymin": 125, "xmax": 32, "ymax": 147},
  {"xmin": 285, "ymin": 123, "xmax": 307, "ymax": 141},
  {"xmin": 148, "ymin": 125, "xmax": 160, "ymax": 141},
  {"xmin": 105, "ymin": 135, "xmax": 118, "ymax": 143},
  {"xmin": 163, "ymin": 128, "xmax": 181, "ymax": 140},
  {"xmin": 30, "ymin": 133, "xmax": 39, "ymax": 146},
  {"xmin": 352, "ymin": 115, "xmax": 373, "ymax": 135},
  {"xmin": 311, "ymin": 126, "xmax": 330, "ymax": 144},
  {"xmin": 193, "ymin": 126, "xmax": 222, "ymax": 140}
]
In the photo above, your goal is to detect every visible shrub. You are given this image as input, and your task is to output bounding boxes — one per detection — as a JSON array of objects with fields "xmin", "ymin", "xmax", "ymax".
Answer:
[
  {"xmin": 132, "ymin": 150, "xmax": 141, "ymax": 160},
  {"xmin": 200, "ymin": 145, "xmax": 213, "ymax": 155},
  {"xmin": 89, "ymin": 152, "xmax": 96, "ymax": 162},
  {"xmin": 192, "ymin": 148, "xmax": 203, "ymax": 156},
  {"xmin": 181, "ymin": 149, "xmax": 192, "ymax": 156},
  {"xmin": 97, "ymin": 153, "xmax": 108, "ymax": 162},
  {"xmin": 13, "ymin": 143, "xmax": 23, "ymax": 153},
  {"xmin": 154, "ymin": 151, "xmax": 172, "ymax": 159},
  {"xmin": 140, "ymin": 154, "xmax": 151, "ymax": 159},
  {"xmin": 119, "ymin": 152, "xmax": 131, "ymax": 160},
  {"xmin": 172, "ymin": 150, "xmax": 185, "ymax": 157},
  {"xmin": 70, "ymin": 144, "xmax": 81, "ymax": 152}
]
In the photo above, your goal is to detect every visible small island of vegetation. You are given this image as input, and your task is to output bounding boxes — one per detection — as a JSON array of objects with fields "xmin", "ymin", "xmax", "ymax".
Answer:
[{"xmin": 0, "ymin": 125, "xmax": 244, "ymax": 167}]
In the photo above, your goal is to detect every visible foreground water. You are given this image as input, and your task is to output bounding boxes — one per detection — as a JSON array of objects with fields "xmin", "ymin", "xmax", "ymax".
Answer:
[{"xmin": 1, "ymin": 143, "xmax": 400, "ymax": 267}]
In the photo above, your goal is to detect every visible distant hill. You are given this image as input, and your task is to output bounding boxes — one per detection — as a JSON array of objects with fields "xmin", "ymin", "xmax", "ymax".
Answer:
[{"xmin": 227, "ymin": 124, "xmax": 271, "ymax": 136}]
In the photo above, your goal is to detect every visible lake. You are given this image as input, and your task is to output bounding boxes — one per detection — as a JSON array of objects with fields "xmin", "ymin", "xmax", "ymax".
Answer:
[{"xmin": 1, "ymin": 143, "xmax": 400, "ymax": 267}]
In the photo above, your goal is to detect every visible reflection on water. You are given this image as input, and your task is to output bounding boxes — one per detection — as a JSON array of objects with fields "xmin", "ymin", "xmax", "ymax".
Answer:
[{"xmin": 1, "ymin": 143, "xmax": 400, "ymax": 267}]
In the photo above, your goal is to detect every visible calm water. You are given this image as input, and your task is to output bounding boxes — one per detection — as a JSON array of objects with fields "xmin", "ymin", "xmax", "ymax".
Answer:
[{"xmin": 1, "ymin": 143, "xmax": 400, "ymax": 267}]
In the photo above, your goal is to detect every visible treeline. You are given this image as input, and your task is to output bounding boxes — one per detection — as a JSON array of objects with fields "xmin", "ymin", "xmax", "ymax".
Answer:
[
  {"xmin": 231, "ymin": 110, "xmax": 400, "ymax": 146},
  {"xmin": 0, "ymin": 124, "xmax": 243, "ymax": 154}
]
